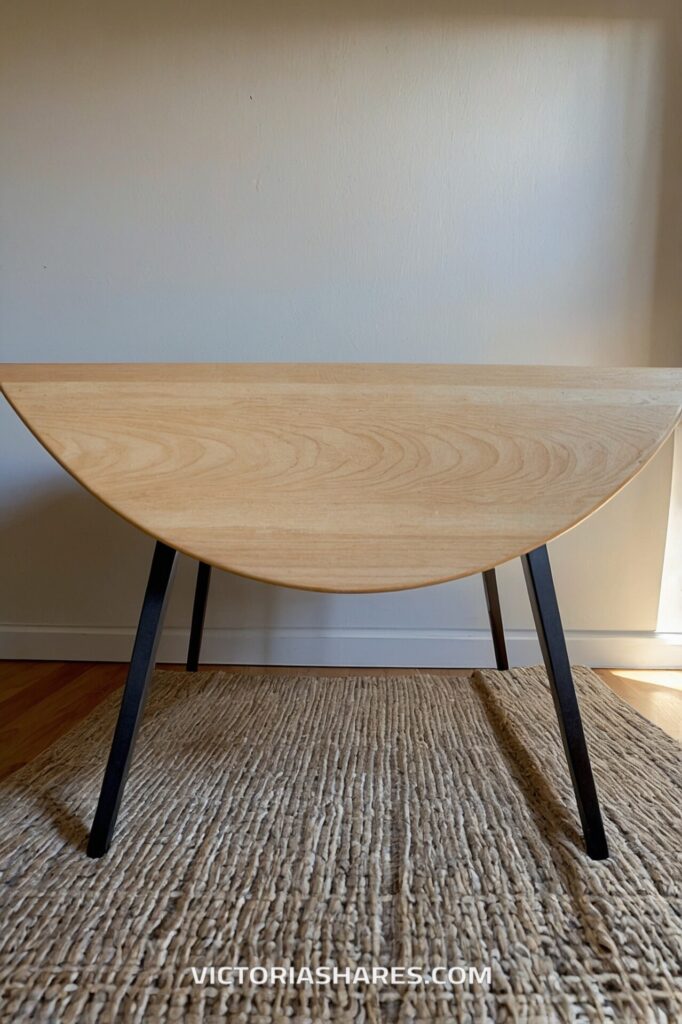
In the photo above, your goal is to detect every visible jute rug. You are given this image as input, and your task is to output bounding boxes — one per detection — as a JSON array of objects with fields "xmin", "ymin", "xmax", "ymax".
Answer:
[{"xmin": 0, "ymin": 668, "xmax": 680, "ymax": 1023}]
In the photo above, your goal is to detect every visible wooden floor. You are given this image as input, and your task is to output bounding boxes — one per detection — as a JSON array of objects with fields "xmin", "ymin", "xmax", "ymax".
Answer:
[{"xmin": 0, "ymin": 661, "xmax": 679, "ymax": 782}]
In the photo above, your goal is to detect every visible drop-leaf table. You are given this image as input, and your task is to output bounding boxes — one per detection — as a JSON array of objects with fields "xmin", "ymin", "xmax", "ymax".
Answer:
[{"xmin": 2, "ymin": 363, "xmax": 680, "ymax": 860}]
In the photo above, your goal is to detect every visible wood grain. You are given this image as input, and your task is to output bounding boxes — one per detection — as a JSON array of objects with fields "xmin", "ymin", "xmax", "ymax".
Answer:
[
  {"xmin": 1, "ymin": 364, "xmax": 681, "ymax": 592},
  {"xmin": 0, "ymin": 661, "xmax": 127, "ymax": 779},
  {"xmin": 596, "ymin": 669, "xmax": 682, "ymax": 743}
]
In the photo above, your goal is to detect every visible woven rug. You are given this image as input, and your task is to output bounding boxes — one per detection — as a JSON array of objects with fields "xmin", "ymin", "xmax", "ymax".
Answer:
[{"xmin": 0, "ymin": 668, "xmax": 680, "ymax": 1023}]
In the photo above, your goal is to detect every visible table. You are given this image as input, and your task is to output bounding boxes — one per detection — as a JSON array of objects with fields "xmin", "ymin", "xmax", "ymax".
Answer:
[{"xmin": 2, "ymin": 363, "xmax": 681, "ymax": 861}]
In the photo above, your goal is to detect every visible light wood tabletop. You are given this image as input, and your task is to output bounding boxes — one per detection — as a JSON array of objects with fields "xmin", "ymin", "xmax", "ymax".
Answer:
[
  {"xmin": 6, "ymin": 362, "xmax": 679, "ymax": 862},
  {"xmin": 2, "ymin": 363, "xmax": 681, "ymax": 592}
]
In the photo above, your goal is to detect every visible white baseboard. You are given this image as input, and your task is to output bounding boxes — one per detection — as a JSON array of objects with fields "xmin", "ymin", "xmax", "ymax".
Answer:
[{"xmin": 0, "ymin": 624, "xmax": 680, "ymax": 668}]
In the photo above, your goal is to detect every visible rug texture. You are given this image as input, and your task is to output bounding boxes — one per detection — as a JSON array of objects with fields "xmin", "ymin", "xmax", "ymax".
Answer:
[{"xmin": 0, "ymin": 667, "xmax": 680, "ymax": 1023}]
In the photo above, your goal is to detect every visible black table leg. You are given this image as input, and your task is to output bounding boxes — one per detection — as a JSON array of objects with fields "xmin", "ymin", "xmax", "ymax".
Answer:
[
  {"xmin": 186, "ymin": 561, "xmax": 211, "ymax": 671},
  {"xmin": 87, "ymin": 541, "xmax": 177, "ymax": 858},
  {"xmin": 522, "ymin": 545, "xmax": 609, "ymax": 860},
  {"xmin": 482, "ymin": 568, "xmax": 509, "ymax": 670}
]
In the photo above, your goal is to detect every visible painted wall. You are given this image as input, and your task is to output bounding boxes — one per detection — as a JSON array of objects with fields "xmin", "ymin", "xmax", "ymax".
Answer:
[{"xmin": 1, "ymin": 1, "xmax": 680, "ymax": 666}]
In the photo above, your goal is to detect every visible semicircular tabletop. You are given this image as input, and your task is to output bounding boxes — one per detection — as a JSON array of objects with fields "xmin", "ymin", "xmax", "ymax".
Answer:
[{"xmin": 1, "ymin": 363, "xmax": 681, "ymax": 593}]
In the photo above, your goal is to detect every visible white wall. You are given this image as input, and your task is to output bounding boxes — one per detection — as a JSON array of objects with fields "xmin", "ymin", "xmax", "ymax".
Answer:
[{"xmin": 1, "ymin": 1, "xmax": 680, "ymax": 667}]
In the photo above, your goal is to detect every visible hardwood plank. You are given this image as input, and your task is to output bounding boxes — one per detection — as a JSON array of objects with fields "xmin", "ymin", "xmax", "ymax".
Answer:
[
  {"xmin": 596, "ymin": 669, "xmax": 682, "ymax": 742},
  {"xmin": 0, "ymin": 659, "xmax": 70, "ymax": 694},
  {"xmin": 2, "ymin": 364, "xmax": 680, "ymax": 592},
  {"xmin": 0, "ymin": 662, "xmax": 126, "ymax": 780},
  {"xmin": 0, "ymin": 661, "xmax": 91, "ymax": 714}
]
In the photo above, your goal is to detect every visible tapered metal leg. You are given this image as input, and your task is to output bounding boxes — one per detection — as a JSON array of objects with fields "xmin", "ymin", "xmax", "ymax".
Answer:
[
  {"xmin": 482, "ymin": 569, "xmax": 509, "ymax": 670},
  {"xmin": 522, "ymin": 545, "xmax": 608, "ymax": 860},
  {"xmin": 186, "ymin": 561, "xmax": 211, "ymax": 671},
  {"xmin": 87, "ymin": 541, "xmax": 177, "ymax": 858}
]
